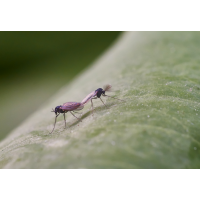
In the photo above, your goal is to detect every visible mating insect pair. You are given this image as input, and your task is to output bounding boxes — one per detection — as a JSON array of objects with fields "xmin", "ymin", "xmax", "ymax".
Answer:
[{"xmin": 49, "ymin": 84, "xmax": 125, "ymax": 134}]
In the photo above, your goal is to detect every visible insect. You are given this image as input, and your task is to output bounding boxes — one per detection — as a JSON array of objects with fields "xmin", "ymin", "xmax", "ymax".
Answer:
[
  {"xmin": 50, "ymin": 102, "xmax": 84, "ymax": 134},
  {"xmin": 81, "ymin": 84, "xmax": 125, "ymax": 114}
]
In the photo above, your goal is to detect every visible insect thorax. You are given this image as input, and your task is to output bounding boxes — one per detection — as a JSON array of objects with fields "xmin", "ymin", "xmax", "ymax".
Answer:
[{"xmin": 95, "ymin": 88, "xmax": 105, "ymax": 98}]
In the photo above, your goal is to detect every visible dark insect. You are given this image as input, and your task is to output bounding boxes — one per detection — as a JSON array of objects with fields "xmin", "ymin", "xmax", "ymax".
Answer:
[
  {"xmin": 81, "ymin": 84, "xmax": 125, "ymax": 114},
  {"xmin": 50, "ymin": 102, "xmax": 84, "ymax": 134}
]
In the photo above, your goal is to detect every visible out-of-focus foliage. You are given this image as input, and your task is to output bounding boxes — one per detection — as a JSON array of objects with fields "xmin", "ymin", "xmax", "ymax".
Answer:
[{"xmin": 0, "ymin": 32, "xmax": 120, "ymax": 139}]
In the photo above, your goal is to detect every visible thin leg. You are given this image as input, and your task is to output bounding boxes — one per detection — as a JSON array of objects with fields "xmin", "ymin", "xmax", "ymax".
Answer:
[
  {"xmin": 91, "ymin": 97, "xmax": 97, "ymax": 115},
  {"xmin": 91, "ymin": 99, "xmax": 94, "ymax": 115},
  {"xmin": 100, "ymin": 97, "xmax": 108, "ymax": 108},
  {"xmin": 73, "ymin": 111, "xmax": 82, "ymax": 114},
  {"xmin": 64, "ymin": 113, "xmax": 66, "ymax": 128},
  {"xmin": 103, "ymin": 94, "xmax": 125, "ymax": 102},
  {"xmin": 70, "ymin": 111, "xmax": 82, "ymax": 122},
  {"xmin": 49, "ymin": 113, "xmax": 60, "ymax": 134}
]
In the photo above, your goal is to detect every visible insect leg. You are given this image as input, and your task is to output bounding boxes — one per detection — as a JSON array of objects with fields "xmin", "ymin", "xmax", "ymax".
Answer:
[
  {"xmin": 103, "ymin": 94, "xmax": 125, "ymax": 102},
  {"xmin": 100, "ymin": 97, "xmax": 108, "ymax": 108},
  {"xmin": 91, "ymin": 97, "xmax": 97, "ymax": 115},
  {"xmin": 64, "ymin": 113, "xmax": 66, "ymax": 128},
  {"xmin": 73, "ymin": 111, "xmax": 82, "ymax": 114},
  {"xmin": 49, "ymin": 113, "xmax": 60, "ymax": 134},
  {"xmin": 70, "ymin": 111, "xmax": 82, "ymax": 122}
]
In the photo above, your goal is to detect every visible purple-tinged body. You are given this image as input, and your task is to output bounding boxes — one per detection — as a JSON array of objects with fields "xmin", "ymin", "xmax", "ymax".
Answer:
[
  {"xmin": 81, "ymin": 91, "xmax": 97, "ymax": 105},
  {"xmin": 80, "ymin": 84, "xmax": 125, "ymax": 114},
  {"xmin": 50, "ymin": 102, "xmax": 84, "ymax": 134}
]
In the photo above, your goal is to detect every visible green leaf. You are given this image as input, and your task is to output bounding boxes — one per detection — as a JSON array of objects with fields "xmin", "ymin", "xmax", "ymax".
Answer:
[{"xmin": 1, "ymin": 32, "xmax": 200, "ymax": 168}]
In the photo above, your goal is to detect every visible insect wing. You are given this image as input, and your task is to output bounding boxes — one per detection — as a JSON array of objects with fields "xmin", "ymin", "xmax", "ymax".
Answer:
[
  {"xmin": 74, "ymin": 103, "xmax": 84, "ymax": 111},
  {"xmin": 61, "ymin": 102, "xmax": 82, "ymax": 111},
  {"xmin": 81, "ymin": 91, "xmax": 97, "ymax": 104},
  {"xmin": 103, "ymin": 84, "xmax": 112, "ymax": 92}
]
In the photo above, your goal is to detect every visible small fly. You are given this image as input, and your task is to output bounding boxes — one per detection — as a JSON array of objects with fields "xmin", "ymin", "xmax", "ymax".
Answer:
[
  {"xmin": 50, "ymin": 102, "xmax": 84, "ymax": 134},
  {"xmin": 81, "ymin": 84, "xmax": 125, "ymax": 114}
]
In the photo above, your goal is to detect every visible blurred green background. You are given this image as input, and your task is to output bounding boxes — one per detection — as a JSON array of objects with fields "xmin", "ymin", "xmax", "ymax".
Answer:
[{"xmin": 0, "ymin": 32, "xmax": 121, "ymax": 140}]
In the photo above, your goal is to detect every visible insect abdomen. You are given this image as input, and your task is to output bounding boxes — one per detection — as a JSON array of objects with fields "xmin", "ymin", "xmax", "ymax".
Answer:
[{"xmin": 81, "ymin": 91, "xmax": 97, "ymax": 104}]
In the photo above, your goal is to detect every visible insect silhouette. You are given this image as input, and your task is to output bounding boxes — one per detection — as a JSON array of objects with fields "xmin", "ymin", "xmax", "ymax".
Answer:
[
  {"xmin": 81, "ymin": 84, "xmax": 125, "ymax": 114},
  {"xmin": 50, "ymin": 102, "xmax": 84, "ymax": 134}
]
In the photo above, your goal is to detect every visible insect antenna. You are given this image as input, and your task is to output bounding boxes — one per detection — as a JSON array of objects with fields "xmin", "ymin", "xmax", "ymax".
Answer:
[
  {"xmin": 49, "ymin": 113, "xmax": 60, "ymax": 134},
  {"xmin": 104, "ymin": 94, "xmax": 125, "ymax": 102}
]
